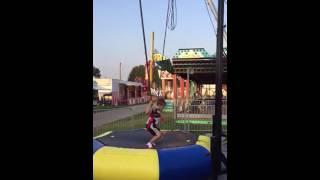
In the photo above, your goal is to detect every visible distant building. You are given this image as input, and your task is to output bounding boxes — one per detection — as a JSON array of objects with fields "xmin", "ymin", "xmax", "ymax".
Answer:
[
  {"xmin": 93, "ymin": 77, "xmax": 148, "ymax": 106},
  {"xmin": 158, "ymin": 48, "xmax": 227, "ymax": 100}
]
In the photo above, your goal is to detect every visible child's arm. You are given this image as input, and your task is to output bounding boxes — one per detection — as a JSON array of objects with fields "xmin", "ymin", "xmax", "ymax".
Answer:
[{"xmin": 145, "ymin": 101, "xmax": 153, "ymax": 115}]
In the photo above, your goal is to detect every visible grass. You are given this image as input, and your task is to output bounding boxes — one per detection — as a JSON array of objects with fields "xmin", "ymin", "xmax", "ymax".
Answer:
[
  {"xmin": 93, "ymin": 112, "xmax": 176, "ymax": 137},
  {"xmin": 93, "ymin": 111, "xmax": 227, "ymax": 137}
]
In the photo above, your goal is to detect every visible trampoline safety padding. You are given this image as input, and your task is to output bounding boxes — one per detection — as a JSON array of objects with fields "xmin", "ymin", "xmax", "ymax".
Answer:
[{"xmin": 93, "ymin": 129, "xmax": 212, "ymax": 180}]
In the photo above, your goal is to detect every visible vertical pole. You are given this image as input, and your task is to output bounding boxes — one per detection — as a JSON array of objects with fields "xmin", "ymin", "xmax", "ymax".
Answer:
[
  {"xmin": 187, "ymin": 69, "xmax": 190, "ymax": 101},
  {"xmin": 120, "ymin": 62, "xmax": 122, "ymax": 80},
  {"xmin": 212, "ymin": 0, "xmax": 224, "ymax": 179},
  {"xmin": 172, "ymin": 75, "xmax": 177, "ymax": 120},
  {"xmin": 150, "ymin": 32, "xmax": 154, "ymax": 85},
  {"xmin": 173, "ymin": 74, "xmax": 177, "ymax": 99},
  {"xmin": 145, "ymin": 62, "xmax": 149, "ymax": 88},
  {"xmin": 180, "ymin": 78, "xmax": 184, "ymax": 99},
  {"xmin": 162, "ymin": 79, "xmax": 166, "ymax": 97},
  {"xmin": 186, "ymin": 80, "xmax": 189, "ymax": 101}
]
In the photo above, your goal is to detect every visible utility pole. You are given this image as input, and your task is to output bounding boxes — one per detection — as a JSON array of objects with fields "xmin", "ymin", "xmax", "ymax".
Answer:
[
  {"xmin": 150, "ymin": 32, "xmax": 154, "ymax": 88},
  {"xmin": 120, "ymin": 62, "xmax": 122, "ymax": 80}
]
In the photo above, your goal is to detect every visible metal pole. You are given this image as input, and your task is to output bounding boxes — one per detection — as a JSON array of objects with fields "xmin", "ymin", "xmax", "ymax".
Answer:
[
  {"xmin": 212, "ymin": 0, "xmax": 224, "ymax": 179},
  {"xmin": 187, "ymin": 69, "xmax": 190, "ymax": 131},
  {"xmin": 120, "ymin": 62, "xmax": 122, "ymax": 80},
  {"xmin": 187, "ymin": 70, "xmax": 189, "ymax": 102},
  {"xmin": 150, "ymin": 32, "xmax": 154, "ymax": 85}
]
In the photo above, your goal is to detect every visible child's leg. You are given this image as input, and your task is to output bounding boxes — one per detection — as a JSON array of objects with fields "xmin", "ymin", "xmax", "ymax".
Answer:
[
  {"xmin": 149, "ymin": 134, "xmax": 161, "ymax": 144},
  {"xmin": 148, "ymin": 127, "xmax": 162, "ymax": 144}
]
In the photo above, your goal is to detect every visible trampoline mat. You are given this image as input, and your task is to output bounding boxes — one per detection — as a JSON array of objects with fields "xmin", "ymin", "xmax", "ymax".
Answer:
[{"xmin": 96, "ymin": 129, "xmax": 198, "ymax": 149}]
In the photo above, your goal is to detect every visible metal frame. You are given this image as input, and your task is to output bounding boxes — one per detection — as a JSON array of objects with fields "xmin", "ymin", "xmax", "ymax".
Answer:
[{"xmin": 212, "ymin": 0, "xmax": 227, "ymax": 179}]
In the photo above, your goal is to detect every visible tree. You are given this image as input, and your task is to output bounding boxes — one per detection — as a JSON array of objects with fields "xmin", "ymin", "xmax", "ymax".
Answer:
[
  {"xmin": 128, "ymin": 64, "xmax": 162, "ymax": 89},
  {"xmin": 128, "ymin": 65, "xmax": 145, "ymax": 82},
  {"xmin": 93, "ymin": 66, "xmax": 101, "ymax": 78}
]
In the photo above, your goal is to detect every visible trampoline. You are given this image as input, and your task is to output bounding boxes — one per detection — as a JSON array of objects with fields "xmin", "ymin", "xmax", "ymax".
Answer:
[{"xmin": 93, "ymin": 129, "xmax": 212, "ymax": 180}]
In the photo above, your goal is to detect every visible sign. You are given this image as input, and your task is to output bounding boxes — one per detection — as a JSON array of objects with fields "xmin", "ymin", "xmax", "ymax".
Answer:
[
  {"xmin": 160, "ymin": 70, "xmax": 173, "ymax": 79},
  {"xmin": 173, "ymin": 48, "xmax": 211, "ymax": 59},
  {"xmin": 150, "ymin": 88, "xmax": 162, "ymax": 96}
]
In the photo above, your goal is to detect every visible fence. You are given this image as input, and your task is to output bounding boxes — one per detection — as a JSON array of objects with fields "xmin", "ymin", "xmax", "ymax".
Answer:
[
  {"xmin": 174, "ymin": 98, "xmax": 227, "ymax": 134},
  {"xmin": 93, "ymin": 98, "xmax": 227, "ymax": 137},
  {"xmin": 175, "ymin": 98, "xmax": 227, "ymax": 115}
]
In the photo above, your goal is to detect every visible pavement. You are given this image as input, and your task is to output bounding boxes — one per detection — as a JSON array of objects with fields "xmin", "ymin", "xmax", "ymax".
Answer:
[{"xmin": 93, "ymin": 104, "xmax": 146, "ymax": 128}]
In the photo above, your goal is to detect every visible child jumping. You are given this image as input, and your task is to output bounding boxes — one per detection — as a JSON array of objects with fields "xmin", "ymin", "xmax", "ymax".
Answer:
[{"xmin": 145, "ymin": 95, "xmax": 166, "ymax": 148}]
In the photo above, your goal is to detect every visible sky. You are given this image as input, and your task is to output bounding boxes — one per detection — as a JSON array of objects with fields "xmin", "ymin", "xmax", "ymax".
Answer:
[{"xmin": 93, "ymin": 0, "xmax": 227, "ymax": 80}]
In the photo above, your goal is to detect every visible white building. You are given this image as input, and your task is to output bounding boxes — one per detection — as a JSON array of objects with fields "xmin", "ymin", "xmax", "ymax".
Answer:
[{"xmin": 93, "ymin": 77, "xmax": 147, "ymax": 106}]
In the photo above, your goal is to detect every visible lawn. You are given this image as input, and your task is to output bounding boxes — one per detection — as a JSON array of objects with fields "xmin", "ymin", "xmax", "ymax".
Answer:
[
  {"xmin": 93, "ymin": 112, "xmax": 177, "ymax": 137},
  {"xmin": 93, "ymin": 110, "xmax": 227, "ymax": 137}
]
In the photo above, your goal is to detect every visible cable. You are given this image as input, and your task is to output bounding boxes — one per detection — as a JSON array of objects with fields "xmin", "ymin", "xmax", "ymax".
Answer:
[
  {"xmin": 167, "ymin": 0, "xmax": 177, "ymax": 30},
  {"xmin": 161, "ymin": 0, "xmax": 177, "ymax": 62},
  {"xmin": 204, "ymin": 0, "xmax": 217, "ymax": 35},
  {"xmin": 161, "ymin": 0, "xmax": 170, "ymax": 62},
  {"xmin": 138, "ymin": 0, "xmax": 151, "ymax": 92}
]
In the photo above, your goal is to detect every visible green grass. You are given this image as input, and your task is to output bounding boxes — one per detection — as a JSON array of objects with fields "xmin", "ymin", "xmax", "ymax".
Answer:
[
  {"xmin": 93, "ymin": 111, "xmax": 227, "ymax": 137},
  {"xmin": 93, "ymin": 112, "xmax": 176, "ymax": 137}
]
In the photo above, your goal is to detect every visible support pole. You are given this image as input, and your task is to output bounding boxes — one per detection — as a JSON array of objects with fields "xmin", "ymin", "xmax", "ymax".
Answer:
[{"xmin": 212, "ymin": 0, "xmax": 225, "ymax": 179}]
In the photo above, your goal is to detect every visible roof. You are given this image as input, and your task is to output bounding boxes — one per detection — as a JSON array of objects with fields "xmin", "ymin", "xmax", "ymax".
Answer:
[
  {"xmin": 93, "ymin": 78, "xmax": 143, "ymax": 87},
  {"xmin": 119, "ymin": 81, "xmax": 143, "ymax": 86}
]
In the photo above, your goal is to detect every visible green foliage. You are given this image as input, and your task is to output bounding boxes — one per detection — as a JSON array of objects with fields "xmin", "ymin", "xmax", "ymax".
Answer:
[
  {"xmin": 93, "ymin": 66, "xmax": 101, "ymax": 78},
  {"xmin": 128, "ymin": 65, "xmax": 145, "ymax": 82}
]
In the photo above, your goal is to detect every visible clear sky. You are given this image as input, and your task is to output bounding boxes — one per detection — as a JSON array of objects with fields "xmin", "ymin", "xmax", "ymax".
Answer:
[{"xmin": 93, "ymin": 0, "xmax": 227, "ymax": 80}]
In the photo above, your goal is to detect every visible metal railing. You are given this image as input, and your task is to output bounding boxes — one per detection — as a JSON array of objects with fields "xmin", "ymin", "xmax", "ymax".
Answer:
[
  {"xmin": 174, "ymin": 98, "xmax": 227, "ymax": 134},
  {"xmin": 175, "ymin": 99, "xmax": 227, "ymax": 115}
]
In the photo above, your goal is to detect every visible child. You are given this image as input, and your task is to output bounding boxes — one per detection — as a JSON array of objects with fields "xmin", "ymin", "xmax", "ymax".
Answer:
[{"xmin": 145, "ymin": 95, "xmax": 166, "ymax": 148}]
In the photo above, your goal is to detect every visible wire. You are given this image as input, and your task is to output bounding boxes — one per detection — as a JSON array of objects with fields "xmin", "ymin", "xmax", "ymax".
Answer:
[
  {"xmin": 161, "ymin": 0, "xmax": 170, "ymax": 62},
  {"xmin": 204, "ymin": 0, "xmax": 217, "ymax": 35},
  {"xmin": 138, "ymin": 0, "xmax": 151, "ymax": 92},
  {"xmin": 161, "ymin": 0, "xmax": 177, "ymax": 63},
  {"xmin": 167, "ymin": 0, "xmax": 177, "ymax": 30}
]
